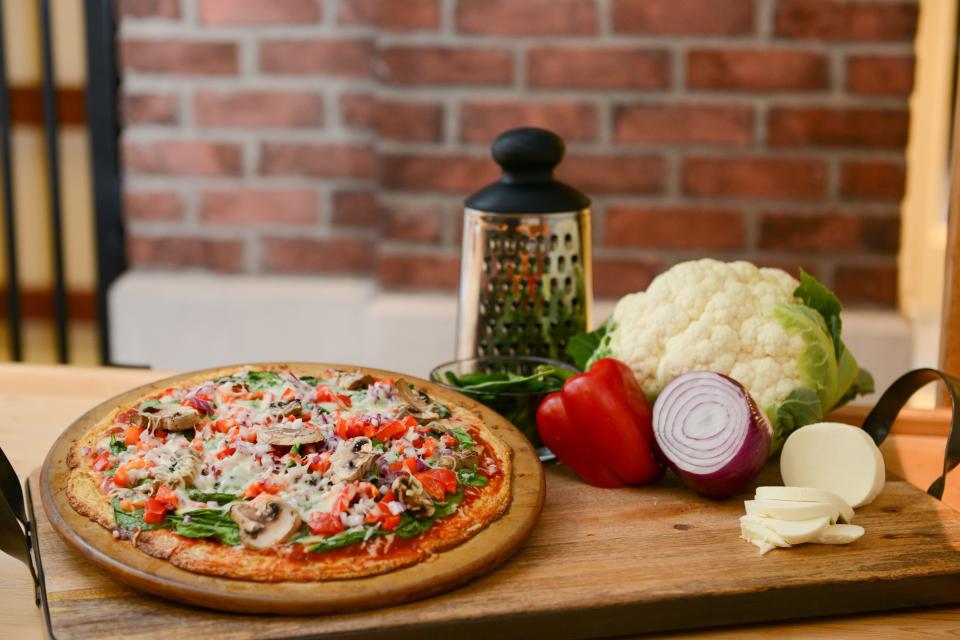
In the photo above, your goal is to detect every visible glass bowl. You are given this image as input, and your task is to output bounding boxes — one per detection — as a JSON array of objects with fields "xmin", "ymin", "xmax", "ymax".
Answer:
[{"xmin": 429, "ymin": 356, "xmax": 578, "ymax": 461}]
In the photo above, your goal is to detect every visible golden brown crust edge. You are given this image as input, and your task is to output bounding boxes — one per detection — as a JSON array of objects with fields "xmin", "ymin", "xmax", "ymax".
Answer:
[{"xmin": 64, "ymin": 366, "xmax": 514, "ymax": 582}]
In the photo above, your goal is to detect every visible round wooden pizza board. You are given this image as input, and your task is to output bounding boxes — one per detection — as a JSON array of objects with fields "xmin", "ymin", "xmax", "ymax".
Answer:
[{"xmin": 40, "ymin": 362, "xmax": 545, "ymax": 615}]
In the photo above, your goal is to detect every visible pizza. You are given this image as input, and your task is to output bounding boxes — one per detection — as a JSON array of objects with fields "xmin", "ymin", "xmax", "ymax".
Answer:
[{"xmin": 65, "ymin": 365, "xmax": 512, "ymax": 582}]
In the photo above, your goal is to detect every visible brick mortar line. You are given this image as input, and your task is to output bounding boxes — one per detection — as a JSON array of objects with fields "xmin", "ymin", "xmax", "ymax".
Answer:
[
  {"xmin": 368, "ymin": 86, "xmax": 910, "ymax": 107},
  {"xmin": 595, "ymin": 195, "xmax": 901, "ymax": 213},
  {"xmin": 380, "ymin": 187, "xmax": 904, "ymax": 212},
  {"xmin": 373, "ymin": 138, "xmax": 907, "ymax": 160},
  {"xmin": 596, "ymin": 0, "xmax": 612, "ymax": 36},
  {"xmin": 590, "ymin": 246, "xmax": 899, "ymax": 264},
  {"xmin": 372, "ymin": 32, "xmax": 914, "ymax": 53},
  {"xmin": 123, "ymin": 128, "xmax": 375, "ymax": 144},
  {"xmin": 121, "ymin": 74, "xmax": 911, "ymax": 109},
  {"xmin": 322, "ymin": 0, "xmax": 337, "ymax": 27},
  {"xmin": 440, "ymin": 0, "xmax": 456, "ymax": 35}
]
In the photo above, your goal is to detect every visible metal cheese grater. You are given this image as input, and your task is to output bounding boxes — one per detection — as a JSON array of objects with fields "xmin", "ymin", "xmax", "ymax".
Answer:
[{"xmin": 456, "ymin": 128, "xmax": 593, "ymax": 362}]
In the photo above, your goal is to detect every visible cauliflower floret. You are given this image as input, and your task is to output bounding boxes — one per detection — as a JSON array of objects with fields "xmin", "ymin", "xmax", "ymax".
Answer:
[{"xmin": 608, "ymin": 259, "xmax": 803, "ymax": 412}]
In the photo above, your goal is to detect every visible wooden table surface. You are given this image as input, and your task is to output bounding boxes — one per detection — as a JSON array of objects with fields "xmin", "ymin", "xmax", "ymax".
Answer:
[{"xmin": 1, "ymin": 363, "xmax": 959, "ymax": 639}]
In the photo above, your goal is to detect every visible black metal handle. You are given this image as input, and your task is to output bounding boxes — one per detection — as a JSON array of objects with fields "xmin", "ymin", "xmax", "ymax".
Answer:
[
  {"xmin": 0, "ymin": 446, "xmax": 29, "ymax": 559},
  {"xmin": 862, "ymin": 368, "xmax": 960, "ymax": 500}
]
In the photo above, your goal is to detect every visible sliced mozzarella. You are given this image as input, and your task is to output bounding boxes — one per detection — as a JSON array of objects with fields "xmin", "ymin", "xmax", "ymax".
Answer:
[
  {"xmin": 740, "ymin": 521, "xmax": 791, "ymax": 554},
  {"xmin": 780, "ymin": 422, "xmax": 885, "ymax": 508},
  {"xmin": 744, "ymin": 499, "xmax": 839, "ymax": 523},
  {"xmin": 755, "ymin": 486, "xmax": 854, "ymax": 524},
  {"xmin": 815, "ymin": 523, "xmax": 865, "ymax": 545},
  {"xmin": 740, "ymin": 515, "xmax": 830, "ymax": 545}
]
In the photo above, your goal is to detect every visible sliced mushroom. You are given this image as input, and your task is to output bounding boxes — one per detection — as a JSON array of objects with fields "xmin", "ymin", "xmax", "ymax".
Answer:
[
  {"xmin": 259, "ymin": 421, "xmax": 324, "ymax": 446},
  {"xmin": 268, "ymin": 399, "xmax": 303, "ymax": 421},
  {"xmin": 132, "ymin": 404, "xmax": 200, "ymax": 432},
  {"xmin": 435, "ymin": 445, "xmax": 484, "ymax": 470},
  {"xmin": 395, "ymin": 379, "xmax": 443, "ymax": 423},
  {"xmin": 229, "ymin": 494, "xmax": 302, "ymax": 550},
  {"xmin": 334, "ymin": 370, "xmax": 375, "ymax": 391},
  {"xmin": 330, "ymin": 437, "xmax": 377, "ymax": 482},
  {"xmin": 153, "ymin": 449, "xmax": 201, "ymax": 487},
  {"xmin": 392, "ymin": 475, "xmax": 435, "ymax": 520}
]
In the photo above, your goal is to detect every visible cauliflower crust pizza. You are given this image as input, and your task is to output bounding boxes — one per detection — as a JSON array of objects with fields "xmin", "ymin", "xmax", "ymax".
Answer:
[{"xmin": 65, "ymin": 366, "xmax": 512, "ymax": 582}]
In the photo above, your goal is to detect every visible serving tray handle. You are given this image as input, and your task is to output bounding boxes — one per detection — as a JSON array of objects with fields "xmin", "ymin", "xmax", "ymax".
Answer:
[
  {"xmin": 0, "ymin": 445, "xmax": 39, "ymax": 603},
  {"xmin": 862, "ymin": 368, "xmax": 960, "ymax": 500}
]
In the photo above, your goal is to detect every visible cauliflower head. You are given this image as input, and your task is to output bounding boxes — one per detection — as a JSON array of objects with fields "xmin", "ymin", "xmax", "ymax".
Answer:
[{"xmin": 587, "ymin": 259, "xmax": 872, "ymax": 451}]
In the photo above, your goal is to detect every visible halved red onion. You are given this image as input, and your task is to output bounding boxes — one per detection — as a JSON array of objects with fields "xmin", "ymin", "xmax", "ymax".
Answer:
[{"xmin": 652, "ymin": 372, "xmax": 771, "ymax": 499}]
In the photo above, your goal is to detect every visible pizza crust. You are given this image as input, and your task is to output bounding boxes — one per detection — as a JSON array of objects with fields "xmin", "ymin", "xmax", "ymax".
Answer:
[{"xmin": 66, "ymin": 365, "xmax": 514, "ymax": 582}]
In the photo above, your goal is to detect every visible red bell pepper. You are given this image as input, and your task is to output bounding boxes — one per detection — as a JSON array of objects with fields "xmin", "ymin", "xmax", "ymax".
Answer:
[{"xmin": 536, "ymin": 358, "xmax": 663, "ymax": 488}]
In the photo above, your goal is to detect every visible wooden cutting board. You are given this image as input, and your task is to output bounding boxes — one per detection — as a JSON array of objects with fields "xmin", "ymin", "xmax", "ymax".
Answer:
[
  {"xmin": 29, "ymin": 459, "xmax": 960, "ymax": 639},
  {"xmin": 39, "ymin": 363, "xmax": 546, "ymax": 615}
]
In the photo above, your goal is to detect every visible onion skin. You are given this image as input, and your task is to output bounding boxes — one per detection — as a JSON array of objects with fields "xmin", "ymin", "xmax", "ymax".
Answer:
[{"xmin": 653, "ymin": 373, "xmax": 771, "ymax": 499}]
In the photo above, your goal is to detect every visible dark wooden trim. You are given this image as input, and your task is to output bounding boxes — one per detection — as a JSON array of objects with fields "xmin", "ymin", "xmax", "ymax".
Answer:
[
  {"xmin": 9, "ymin": 87, "xmax": 85, "ymax": 126},
  {"xmin": 0, "ymin": 290, "xmax": 95, "ymax": 321}
]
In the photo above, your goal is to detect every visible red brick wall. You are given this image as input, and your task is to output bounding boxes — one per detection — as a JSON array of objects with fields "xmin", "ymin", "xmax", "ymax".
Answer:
[{"xmin": 119, "ymin": 0, "xmax": 917, "ymax": 306}]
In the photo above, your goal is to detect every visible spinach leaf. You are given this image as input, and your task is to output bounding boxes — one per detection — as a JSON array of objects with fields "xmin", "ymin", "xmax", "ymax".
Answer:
[
  {"xmin": 456, "ymin": 468, "xmax": 488, "ymax": 487},
  {"xmin": 167, "ymin": 509, "xmax": 241, "ymax": 546},
  {"xmin": 243, "ymin": 370, "xmax": 282, "ymax": 390},
  {"xmin": 290, "ymin": 443, "xmax": 301, "ymax": 455},
  {"xmin": 448, "ymin": 428, "xmax": 475, "ymax": 448},
  {"xmin": 370, "ymin": 438, "xmax": 386, "ymax": 452},
  {"xmin": 305, "ymin": 529, "xmax": 382, "ymax": 553},
  {"xmin": 300, "ymin": 376, "xmax": 320, "ymax": 386},
  {"xmin": 138, "ymin": 399, "xmax": 161, "ymax": 411},
  {"xmin": 109, "ymin": 434, "xmax": 127, "ymax": 455},
  {"xmin": 395, "ymin": 491, "xmax": 464, "ymax": 539},
  {"xmin": 111, "ymin": 498, "xmax": 164, "ymax": 532},
  {"xmin": 433, "ymin": 402, "xmax": 452, "ymax": 419},
  {"xmin": 307, "ymin": 491, "xmax": 466, "ymax": 552},
  {"xmin": 187, "ymin": 490, "xmax": 241, "ymax": 504}
]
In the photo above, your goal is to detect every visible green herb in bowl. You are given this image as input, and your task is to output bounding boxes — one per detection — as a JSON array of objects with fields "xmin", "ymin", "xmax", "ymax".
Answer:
[{"xmin": 430, "ymin": 357, "xmax": 577, "ymax": 459}]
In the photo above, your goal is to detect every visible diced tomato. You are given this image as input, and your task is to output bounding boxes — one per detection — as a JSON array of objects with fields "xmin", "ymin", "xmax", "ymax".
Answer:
[
  {"xmin": 123, "ymin": 426, "xmax": 145, "ymax": 446},
  {"xmin": 307, "ymin": 511, "xmax": 344, "ymax": 536},
  {"xmin": 440, "ymin": 434, "xmax": 457, "ymax": 447},
  {"xmin": 374, "ymin": 419, "xmax": 407, "ymax": 441},
  {"xmin": 216, "ymin": 446, "xmax": 236, "ymax": 460},
  {"xmin": 380, "ymin": 489, "xmax": 396, "ymax": 504},
  {"xmin": 364, "ymin": 506, "xmax": 384, "ymax": 524},
  {"xmin": 92, "ymin": 451, "xmax": 112, "ymax": 472},
  {"xmin": 309, "ymin": 455, "xmax": 331, "ymax": 474},
  {"xmin": 316, "ymin": 385, "xmax": 353, "ymax": 408},
  {"xmin": 155, "ymin": 485, "xmax": 179, "ymax": 510},
  {"xmin": 335, "ymin": 484, "xmax": 358, "ymax": 512},
  {"xmin": 143, "ymin": 499, "xmax": 167, "ymax": 525},
  {"xmin": 421, "ymin": 437, "xmax": 439, "ymax": 458},
  {"xmin": 113, "ymin": 465, "xmax": 131, "ymax": 488},
  {"xmin": 214, "ymin": 419, "xmax": 232, "ymax": 433},
  {"xmin": 416, "ymin": 473, "xmax": 445, "ymax": 500},
  {"xmin": 281, "ymin": 387, "xmax": 295, "ymax": 401},
  {"xmin": 155, "ymin": 430, "xmax": 169, "ymax": 442},
  {"xmin": 315, "ymin": 385, "xmax": 338, "ymax": 404},
  {"xmin": 416, "ymin": 468, "xmax": 458, "ymax": 500},
  {"xmin": 242, "ymin": 479, "xmax": 280, "ymax": 499},
  {"xmin": 335, "ymin": 417, "xmax": 364, "ymax": 440},
  {"xmin": 240, "ymin": 429, "xmax": 257, "ymax": 443},
  {"xmin": 356, "ymin": 482, "xmax": 379, "ymax": 499},
  {"xmin": 361, "ymin": 422, "xmax": 377, "ymax": 438},
  {"xmin": 381, "ymin": 514, "xmax": 401, "ymax": 531},
  {"xmin": 389, "ymin": 458, "xmax": 419, "ymax": 474}
]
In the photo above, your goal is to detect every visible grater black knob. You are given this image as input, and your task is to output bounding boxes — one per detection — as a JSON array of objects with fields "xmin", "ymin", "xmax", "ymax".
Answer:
[
  {"xmin": 465, "ymin": 127, "xmax": 590, "ymax": 214},
  {"xmin": 492, "ymin": 127, "xmax": 565, "ymax": 183}
]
